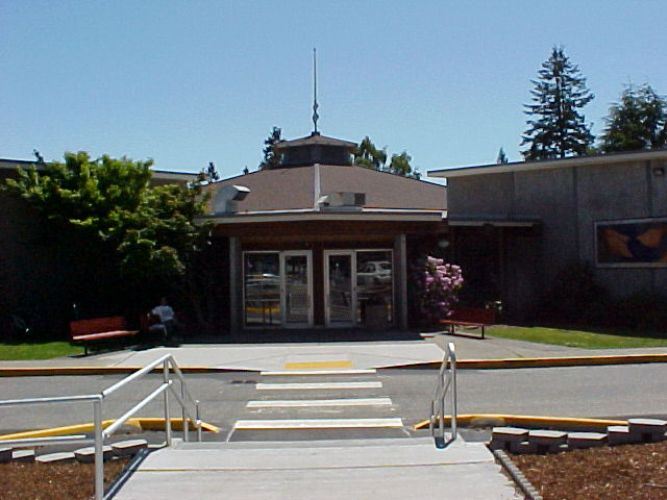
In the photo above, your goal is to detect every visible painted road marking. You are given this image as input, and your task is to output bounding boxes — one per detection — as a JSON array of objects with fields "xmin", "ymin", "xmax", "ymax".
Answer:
[
  {"xmin": 234, "ymin": 418, "xmax": 403, "ymax": 429},
  {"xmin": 261, "ymin": 369, "xmax": 376, "ymax": 376},
  {"xmin": 256, "ymin": 381, "xmax": 382, "ymax": 391},
  {"xmin": 246, "ymin": 398, "xmax": 393, "ymax": 408},
  {"xmin": 283, "ymin": 360, "xmax": 353, "ymax": 370}
]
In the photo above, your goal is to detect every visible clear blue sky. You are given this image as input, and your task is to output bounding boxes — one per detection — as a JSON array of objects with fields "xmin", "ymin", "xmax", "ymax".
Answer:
[{"xmin": 2, "ymin": 1, "xmax": 665, "ymax": 178}]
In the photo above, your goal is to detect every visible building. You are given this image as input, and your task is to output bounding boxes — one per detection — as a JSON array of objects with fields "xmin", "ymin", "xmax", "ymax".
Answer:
[
  {"xmin": 428, "ymin": 149, "xmax": 667, "ymax": 318},
  {"xmin": 201, "ymin": 132, "xmax": 447, "ymax": 333}
]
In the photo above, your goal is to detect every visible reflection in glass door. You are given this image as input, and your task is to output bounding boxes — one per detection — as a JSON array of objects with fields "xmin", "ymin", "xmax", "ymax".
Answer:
[
  {"xmin": 244, "ymin": 252, "xmax": 281, "ymax": 327},
  {"xmin": 281, "ymin": 252, "xmax": 313, "ymax": 327},
  {"xmin": 325, "ymin": 252, "xmax": 355, "ymax": 327}
]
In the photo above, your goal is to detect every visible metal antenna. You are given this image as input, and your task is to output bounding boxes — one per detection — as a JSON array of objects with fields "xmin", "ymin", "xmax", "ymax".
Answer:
[{"xmin": 312, "ymin": 48, "xmax": 319, "ymax": 134}]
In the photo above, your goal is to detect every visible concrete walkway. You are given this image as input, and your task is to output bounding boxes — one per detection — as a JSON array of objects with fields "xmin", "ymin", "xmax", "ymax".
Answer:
[
  {"xmin": 0, "ymin": 342, "xmax": 445, "ymax": 371},
  {"xmin": 3, "ymin": 334, "xmax": 667, "ymax": 371},
  {"xmin": 116, "ymin": 438, "xmax": 518, "ymax": 499},
  {"xmin": 431, "ymin": 333, "xmax": 667, "ymax": 360}
]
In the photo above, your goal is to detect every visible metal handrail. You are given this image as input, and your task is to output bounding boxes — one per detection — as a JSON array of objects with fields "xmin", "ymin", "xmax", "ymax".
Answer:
[
  {"xmin": 429, "ymin": 342, "xmax": 458, "ymax": 447},
  {"xmin": 0, "ymin": 354, "xmax": 203, "ymax": 500}
]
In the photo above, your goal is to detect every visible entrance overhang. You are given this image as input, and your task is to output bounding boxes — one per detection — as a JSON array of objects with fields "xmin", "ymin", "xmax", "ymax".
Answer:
[
  {"xmin": 448, "ymin": 218, "xmax": 540, "ymax": 228},
  {"xmin": 198, "ymin": 209, "xmax": 446, "ymax": 225}
]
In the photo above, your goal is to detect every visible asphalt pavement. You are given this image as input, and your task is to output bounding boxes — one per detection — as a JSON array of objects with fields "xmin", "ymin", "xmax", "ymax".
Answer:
[{"xmin": 2, "ymin": 363, "xmax": 666, "ymax": 435}]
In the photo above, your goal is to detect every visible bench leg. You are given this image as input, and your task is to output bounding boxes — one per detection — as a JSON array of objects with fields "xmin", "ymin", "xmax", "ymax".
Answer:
[{"xmin": 481, "ymin": 325, "xmax": 485, "ymax": 339}]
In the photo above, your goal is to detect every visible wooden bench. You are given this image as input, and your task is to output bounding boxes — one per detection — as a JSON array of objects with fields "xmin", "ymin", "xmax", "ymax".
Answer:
[
  {"xmin": 70, "ymin": 316, "xmax": 139, "ymax": 355},
  {"xmin": 439, "ymin": 307, "xmax": 495, "ymax": 339}
]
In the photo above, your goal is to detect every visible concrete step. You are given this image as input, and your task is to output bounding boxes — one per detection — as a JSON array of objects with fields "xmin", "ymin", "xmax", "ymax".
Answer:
[
  {"xmin": 74, "ymin": 445, "xmax": 114, "ymax": 463},
  {"xmin": 116, "ymin": 437, "xmax": 517, "ymax": 499},
  {"xmin": 12, "ymin": 449, "xmax": 35, "ymax": 462},
  {"xmin": 36, "ymin": 452, "xmax": 76, "ymax": 464},
  {"xmin": 112, "ymin": 439, "xmax": 149, "ymax": 457}
]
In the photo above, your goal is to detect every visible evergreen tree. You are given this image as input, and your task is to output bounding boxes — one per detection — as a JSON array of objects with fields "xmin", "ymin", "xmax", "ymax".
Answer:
[
  {"xmin": 601, "ymin": 84, "xmax": 667, "ymax": 152},
  {"xmin": 259, "ymin": 126, "xmax": 282, "ymax": 170},
  {"xmin": 496, "ymin": 147, "xmax": 509, "ymax": 164},
  {"xmin": 197, "ymin": 161, "xmax": 219, "ymax": 184},
  {"xmin": 521, "ymin": 47, "xmax": 595, "ymax": 160}
]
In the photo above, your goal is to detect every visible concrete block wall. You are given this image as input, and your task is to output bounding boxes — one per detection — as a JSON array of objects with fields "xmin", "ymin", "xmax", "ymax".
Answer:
[{"xmin": 447, "ymin": 158, "xmax": 667, "ymax": 312}]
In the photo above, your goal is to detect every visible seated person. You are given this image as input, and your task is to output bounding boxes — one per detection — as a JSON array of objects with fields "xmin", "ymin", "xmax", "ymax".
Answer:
[{"xmin": 151, "ymin": 297, "xmax": 180, "ymax": 340}]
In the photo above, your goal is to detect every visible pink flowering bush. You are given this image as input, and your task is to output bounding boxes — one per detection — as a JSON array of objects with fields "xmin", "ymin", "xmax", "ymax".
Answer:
[{"xmin": 414, "ymin": 256, "xmax": 464, "ymax": 325}]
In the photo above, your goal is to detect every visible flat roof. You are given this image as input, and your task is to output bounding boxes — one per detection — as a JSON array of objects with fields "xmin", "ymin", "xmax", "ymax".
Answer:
[{"xmin": 428, "ymin": 148, "xmax": 667, "ymax": 178}]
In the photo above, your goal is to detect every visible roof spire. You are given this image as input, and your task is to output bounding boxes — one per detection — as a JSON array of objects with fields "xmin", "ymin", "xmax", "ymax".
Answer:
[{"xmin": 312, "ymin": 48, "xmax": 319, "ymax": 134}]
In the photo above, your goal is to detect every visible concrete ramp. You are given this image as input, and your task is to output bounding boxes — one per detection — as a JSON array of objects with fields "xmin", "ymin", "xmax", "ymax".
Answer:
[{"xmin": 116, "ymin": 438, "xmax": 518, "ymax": 499}]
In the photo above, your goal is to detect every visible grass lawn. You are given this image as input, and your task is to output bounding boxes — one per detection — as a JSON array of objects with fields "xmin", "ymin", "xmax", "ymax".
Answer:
[
  {"xmin": 0, "ymin": 341, "xmax": 83, "ymax": 360},
  {"xmin": 487, "ymin": 325, "xmax": 667, "ymax": 349}
]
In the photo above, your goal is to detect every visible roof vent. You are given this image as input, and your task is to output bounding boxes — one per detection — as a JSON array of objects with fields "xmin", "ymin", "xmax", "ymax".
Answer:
[
  {"xmin": 213, "ymin": 185, "xmax": 250, "ymax": 214},
  {"xmin": 318, "ymin": 192, "xmax": 366, "ymax": 211}
]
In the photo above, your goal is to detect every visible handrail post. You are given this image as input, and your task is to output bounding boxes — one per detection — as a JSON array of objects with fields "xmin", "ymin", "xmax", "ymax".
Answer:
[
  {"xmin": 93, "ymin": 398, "xmax": 104, "ymax": 500},
  {"xmin": 181, "ymin": 381, "xmax": 189, "ymax": 442},
  {"xmin": 451, "ymin": 351, "xmax": 457, "ymax": 439},
  {"xmin": 163, "ymin": 361, "xmax": 172, "ymax": 446},
  {"xmin": 196, "ymin": 400, "xmax": 202, "ymax": 442}
]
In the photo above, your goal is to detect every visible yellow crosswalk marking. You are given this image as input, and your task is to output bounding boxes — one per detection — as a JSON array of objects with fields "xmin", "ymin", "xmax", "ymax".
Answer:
[{"xmin": 283, "ymin": 360, "xmax": 353, "ymax": 370}]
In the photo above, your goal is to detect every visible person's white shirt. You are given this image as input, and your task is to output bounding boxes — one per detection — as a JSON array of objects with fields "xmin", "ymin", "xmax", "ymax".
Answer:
[{"xmin": 152, "ymin": 305, "xmax": 175, "ymax": 323}]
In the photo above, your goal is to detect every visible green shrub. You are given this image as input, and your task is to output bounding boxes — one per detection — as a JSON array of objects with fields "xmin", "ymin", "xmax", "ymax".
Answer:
[
  {"xmin": 539, "ymin": 261, "xmax": 610, "ymax": 325},
  {"xmin": 612, "ymin": 291, "xmax": 667, "ymax": 333}
]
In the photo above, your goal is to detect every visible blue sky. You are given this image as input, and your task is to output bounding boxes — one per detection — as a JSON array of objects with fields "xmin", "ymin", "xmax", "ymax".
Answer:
[{"xmin": 1, "ymin": 1, "xmax": 665, "ymax": 179}]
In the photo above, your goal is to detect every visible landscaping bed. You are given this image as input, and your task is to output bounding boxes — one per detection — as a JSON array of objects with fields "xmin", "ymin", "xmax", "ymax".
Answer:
[
  {"xmin": 510, "ymin": 441, "xmax": 667, "ymax": 499},
  {"xmin": 0, "ymin": 458, "xmax": 129, "ymax": 499}
]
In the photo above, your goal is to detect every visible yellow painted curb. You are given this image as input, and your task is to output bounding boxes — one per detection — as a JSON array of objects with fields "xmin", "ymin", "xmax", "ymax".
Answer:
[
  {"xmin": 2, "ymin": 353, "xmax": 667, "ymax": 377},
  {"xmin": 0, "ymin": 417, "xmax": 220, "ymax": 441},
  {"xmin": 137, "ymin": 418, "xmax": 221, "ymax": 433},
  {"xmin": 0, "ymin": 420, "xmax": 139, "ymax": 441},
  {"xmin": 413, "ymin": 414, "xmax": 627, "ymax": 431},
  {"xmin": 389, "ymin": 353, "xmax": 667, "ymax": 370},
  {"xmin": 460, "ymin": 353, "xmax": 667, "ymax": 369}
]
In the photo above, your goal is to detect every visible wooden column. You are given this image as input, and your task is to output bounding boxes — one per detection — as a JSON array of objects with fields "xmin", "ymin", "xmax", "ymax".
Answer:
[
  {"xmin": 229, "ymin": 237, "xmax": 241, "ymax": 334},
  {"xmin": 394, "ymin": 233, "xmax": 408, "ymax": 331}
]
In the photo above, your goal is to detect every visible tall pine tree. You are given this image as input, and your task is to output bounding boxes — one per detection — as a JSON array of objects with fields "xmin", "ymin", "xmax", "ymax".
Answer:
[
  {"xmin": 496, "ymin": 147, "xmax": 509, "ymax": 164},
  {"xmin": 259, "ymin": 126, "xmax": 282, "ymax": 170},
  {"xmin": 601, "ymin": 84, "xmax": 667, "ymax": 152},
  {"xmin": 521, "ymin": 47, "xmax": 594, "ymax": 160}
]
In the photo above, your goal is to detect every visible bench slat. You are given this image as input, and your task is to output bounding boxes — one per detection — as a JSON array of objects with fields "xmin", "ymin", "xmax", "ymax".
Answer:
[{"xmin": 71, "ymin": 330, "xmax": 138, "ymax": 342}]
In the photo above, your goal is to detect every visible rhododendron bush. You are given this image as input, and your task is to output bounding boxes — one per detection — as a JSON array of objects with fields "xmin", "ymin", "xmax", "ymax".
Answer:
[{"xmin": 414, "ymin": 256, "xmax": 464, "ymax": 324}]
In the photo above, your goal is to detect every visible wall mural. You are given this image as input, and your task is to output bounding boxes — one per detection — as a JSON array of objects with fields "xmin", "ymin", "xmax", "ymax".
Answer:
[{"xmin": 596, "ymin": 217, "xmax": 667, "ymax": 267}]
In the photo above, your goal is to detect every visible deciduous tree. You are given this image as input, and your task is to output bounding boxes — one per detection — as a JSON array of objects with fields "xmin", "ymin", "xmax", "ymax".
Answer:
[
  {"xmin": 354, "ymin": 136, "xmax": 387, "ymax": 170},
  {"xmin": 4, "ymin": 152, "xmax": 212, "ymax": 326}
]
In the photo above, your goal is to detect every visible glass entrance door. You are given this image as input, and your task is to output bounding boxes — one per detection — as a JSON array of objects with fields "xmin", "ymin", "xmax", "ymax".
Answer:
[
  {"xmin": 325, "ymin": 251, "xmax": 355, "ymax": 327},
  {"xmin": 281, "ymin": 252, "xmax": 313, "ymax": 327}
]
